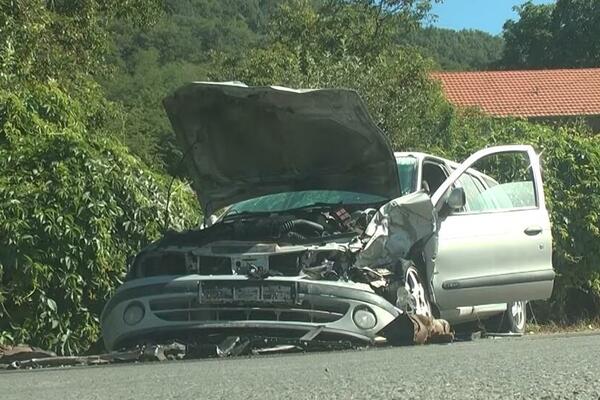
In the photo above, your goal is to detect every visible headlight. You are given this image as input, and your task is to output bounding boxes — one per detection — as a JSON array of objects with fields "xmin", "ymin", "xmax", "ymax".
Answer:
[
  {"xmin": 353, "ymin": 308, "xmax": 377, "ymax": 330},
  {"xmin": 123, "ymin": 302, "xmax": 145, "ymax": 326}
]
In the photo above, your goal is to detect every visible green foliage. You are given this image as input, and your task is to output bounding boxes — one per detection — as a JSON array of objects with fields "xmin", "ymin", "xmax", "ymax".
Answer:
[
  {"xmin": 500, "ymin": 1, "xmax": 555, "ymax": 68},
  {"xmin": 102, "ymin": 0, "xmax": 278, "ymax": 174},
  {"xmin": 212, "ymin": 0, "xmax": 450, "ymax": 150},
  {"xmin": 108, "ymin": 0, "xmax": 273, "ymax": 68},
  {"xmin": 500, "ymin": 0, "xmax": 600, "ymax": 68},
  {"xmin": 0, "ymin": 83, "xmax": 200, "ymax": 354},
  {"xmin": 399, "ymin": 27, "xmax": 504, "ymax": 70},
  {"xmin": 101, "ymin": 49, "xmax": 208, "ymax": 173},
  {"xmin": 269, "ymin": 0, "xmax": 436, "ymax": 60},
  {"xmin": 0, "ymin": 0, "xmax": 201, "ymax": 354},
  {"xmin": 0, "ymin": 0, "xmax": 162, "ymax": 85}
]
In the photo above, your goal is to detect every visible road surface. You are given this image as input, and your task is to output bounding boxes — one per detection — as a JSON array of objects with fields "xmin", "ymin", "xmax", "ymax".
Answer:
[{"xmin": 2, "ymin": 332, "xmax": 599, "ymax": 399}]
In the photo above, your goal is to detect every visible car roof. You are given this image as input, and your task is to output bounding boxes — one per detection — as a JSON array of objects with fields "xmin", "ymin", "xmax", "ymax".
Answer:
[
  {"xmin": 394, "ymin": 151, "xmax": 458, "ymax": 167},
  {"xmin": 394, "ymin": 151, "xmax": 497, "ymax": 186}
]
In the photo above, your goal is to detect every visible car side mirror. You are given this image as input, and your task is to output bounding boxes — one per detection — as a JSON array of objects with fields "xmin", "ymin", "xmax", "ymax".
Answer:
[{"xmin": 446, "ymin": 187, "xmax": 466, "ymax": 210}]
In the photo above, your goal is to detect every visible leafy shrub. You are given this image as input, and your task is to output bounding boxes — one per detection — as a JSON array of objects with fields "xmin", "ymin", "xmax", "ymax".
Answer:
[{"xmin": 0, "ymin": 83, "xmax": 200, "ymax": 354}]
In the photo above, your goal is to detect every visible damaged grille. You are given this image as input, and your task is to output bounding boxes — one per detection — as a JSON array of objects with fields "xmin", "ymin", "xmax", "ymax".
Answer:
[{"xmin": 149, "ymin": 294, "xmax": 349, "ymax": 324}]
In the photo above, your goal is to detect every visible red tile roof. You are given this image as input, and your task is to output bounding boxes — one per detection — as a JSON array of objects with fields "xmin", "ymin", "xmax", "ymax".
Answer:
[{"xmin": 431, "ymin": 68, "xmax": 600, "ymax": 117}]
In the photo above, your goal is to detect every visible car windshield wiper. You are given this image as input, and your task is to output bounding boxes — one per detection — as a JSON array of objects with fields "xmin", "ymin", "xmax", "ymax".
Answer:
[
  {"xmin": 221, "ymin": 210, "xmax": 272, "ymax": 221},
  {"xmin": 284, "ymin": 202, "xmax": 343, "ymax": 212},
  {"xmin": 221, "ymin": 203, "xmax": 340, "ymax": 221}
]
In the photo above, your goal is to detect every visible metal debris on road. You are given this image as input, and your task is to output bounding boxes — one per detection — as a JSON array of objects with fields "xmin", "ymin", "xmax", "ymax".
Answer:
[{"xmin": 1, "ymin": 314, "xmax": 454, "ymax": 370}]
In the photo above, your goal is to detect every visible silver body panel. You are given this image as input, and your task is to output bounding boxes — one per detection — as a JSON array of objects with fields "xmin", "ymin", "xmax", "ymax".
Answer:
[{"xmin": 431, "ymin": 207, "xmax": 553, "ymax": 309}]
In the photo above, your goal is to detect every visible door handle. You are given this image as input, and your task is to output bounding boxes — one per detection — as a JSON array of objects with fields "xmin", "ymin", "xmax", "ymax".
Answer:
[{"xmin": 524, "ymin": 226, "xmax": 543, "ymax": 236}]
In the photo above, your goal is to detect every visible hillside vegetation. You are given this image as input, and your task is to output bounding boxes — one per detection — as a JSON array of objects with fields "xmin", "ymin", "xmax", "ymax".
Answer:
[{"xmin": 399, "ymin": 27, "xmax": 503, "ymax": 71}]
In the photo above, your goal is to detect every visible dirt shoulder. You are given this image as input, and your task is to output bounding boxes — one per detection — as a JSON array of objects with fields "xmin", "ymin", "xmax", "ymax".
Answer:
[{"xmin": 526, "ymin": 318, "xmax": 600, "ymax": 335}]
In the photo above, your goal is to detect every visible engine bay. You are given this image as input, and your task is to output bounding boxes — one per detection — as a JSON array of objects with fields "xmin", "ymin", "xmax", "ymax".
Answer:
[{"xmin": 128, "ymin": 205, "xmax": 378, "ymax": 281}]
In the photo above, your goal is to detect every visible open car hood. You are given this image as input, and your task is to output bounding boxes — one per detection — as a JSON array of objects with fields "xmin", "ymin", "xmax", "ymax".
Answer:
[{"xmin": 163, "ymin": 82, "xmax": 401, "ymax": 214}]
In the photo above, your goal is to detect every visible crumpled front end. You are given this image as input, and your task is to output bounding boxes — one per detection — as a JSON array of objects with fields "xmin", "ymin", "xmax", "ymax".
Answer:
[{"xmin": 101, "ymin": 192, "xmax": 446, "ymax": 351}]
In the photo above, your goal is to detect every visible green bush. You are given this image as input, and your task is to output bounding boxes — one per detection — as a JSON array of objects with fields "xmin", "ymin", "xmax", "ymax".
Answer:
[{"xmin": 0, "ymin": 83, "xmax": 200, "ymax": 354}]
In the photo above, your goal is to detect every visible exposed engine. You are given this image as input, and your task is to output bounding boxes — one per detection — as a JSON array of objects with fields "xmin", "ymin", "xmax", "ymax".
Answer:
[
  {"xmin": 128, "ymin": 206, "xmax": 377, "ymax": 280},
  {"xmin": 216, "ymin": 206, "xmax": 377, "ymax": 242}
]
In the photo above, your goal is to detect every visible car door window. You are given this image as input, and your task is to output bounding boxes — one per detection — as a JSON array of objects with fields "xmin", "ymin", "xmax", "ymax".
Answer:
[
  {"xmin": 479, "ymin": 181, "xmax": 536, "ymax": 209},
  {"xmin": 437, "ymin": 150, "xmax": 538, "ymax": 213},
  {"xmin": 422, "ymin": 160, "xmax": 449, "ymax": 194},
  {"xmin": 456, "ymin": 173, "xmax": 489, "ymax": 212}
]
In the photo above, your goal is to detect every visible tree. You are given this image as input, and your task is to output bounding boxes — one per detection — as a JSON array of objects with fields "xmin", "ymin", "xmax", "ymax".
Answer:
[
  {"xmin": 0, "ymin": 0, "xmax": 162, "ymax": 86},
  {"xmin": 500, "ymin": 0, "xmax": 600, "ymax": 69},
  {"xmin": 549, "ymin": 0, "xmax": 600, "ymax": 67},
  {"xmin": 501, "ymin": 1, "xmax": 554, "ymax": 68},
  {"xmin": 269, "ymin": 0, "xmax": 437, "ymax": 60},
  {"xmin": 0, "ymin": 84, "xmax": 200, "ymax": 354},
  {"xmin": 399, "ymin": 27, "xmax": 504, "ymax": 71}
]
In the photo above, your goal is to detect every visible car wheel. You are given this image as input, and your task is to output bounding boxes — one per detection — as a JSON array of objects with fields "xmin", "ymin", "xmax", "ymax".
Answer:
[
  {"xmin": 505, "ymin": 300, "xmax": 527, "ymax": 334},
  {"xmin": 402, "ymin": 263, "xmax": 432, "ymax": 318},
  {"xmin": 486, "ymin": 300, "xmax": 527, "ymax": 334}
]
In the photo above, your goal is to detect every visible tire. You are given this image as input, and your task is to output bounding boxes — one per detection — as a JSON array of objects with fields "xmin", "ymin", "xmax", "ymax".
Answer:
[
  {"xmin": 399, "ymin": 262, "xmax": 433, "ymax": 318},
  {"xmin": 486, "ymin": 300, "xmax": 527, "ymax": 334},
  {"xmin": 505, "ymin": 300, "xmax": 527, "ymax": 334}
]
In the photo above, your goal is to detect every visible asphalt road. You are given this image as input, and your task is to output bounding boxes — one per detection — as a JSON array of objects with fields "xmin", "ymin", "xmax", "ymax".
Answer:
[{"xmin": 2, "ymin": 333, "xmax": 600, "ymax": 400}]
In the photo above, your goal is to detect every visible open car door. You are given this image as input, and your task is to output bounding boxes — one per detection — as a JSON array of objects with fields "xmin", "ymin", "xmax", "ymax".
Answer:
[{"xmin": 428, "ymin": 145, "xmax": 555, "ymax": 310}]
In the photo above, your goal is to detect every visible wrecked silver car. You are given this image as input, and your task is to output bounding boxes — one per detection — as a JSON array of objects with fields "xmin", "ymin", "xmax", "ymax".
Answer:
[{"xmin": 101, "ymin": 82, "xmax": 555, "ymax": 352}]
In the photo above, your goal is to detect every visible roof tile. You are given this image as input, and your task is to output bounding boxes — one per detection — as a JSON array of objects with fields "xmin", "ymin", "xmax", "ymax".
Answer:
[{"xmin": 431, "ymin": 68, "xmax": 600, "ymax": 117}]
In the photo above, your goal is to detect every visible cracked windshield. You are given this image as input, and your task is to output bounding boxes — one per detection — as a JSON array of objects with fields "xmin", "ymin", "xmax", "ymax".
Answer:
[{"xmin": 2, "ymin": 0, "xmax": 599, "ymax": 399}]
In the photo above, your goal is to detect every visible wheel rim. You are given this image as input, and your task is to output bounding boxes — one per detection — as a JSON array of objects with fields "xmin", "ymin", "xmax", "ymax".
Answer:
[
  {"xmin": 404, "ymin": 267, "xmax": 432, "ymax": 317},
  {"xmin": 511, "ymin": 301, "xmax": 526, "ymax": 330}
]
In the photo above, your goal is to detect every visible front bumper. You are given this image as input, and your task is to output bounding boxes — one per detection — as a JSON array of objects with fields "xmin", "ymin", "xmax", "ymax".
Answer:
[{"xmin": 101, "ymin": 275, "xmax": 401, "ymax": 351}]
